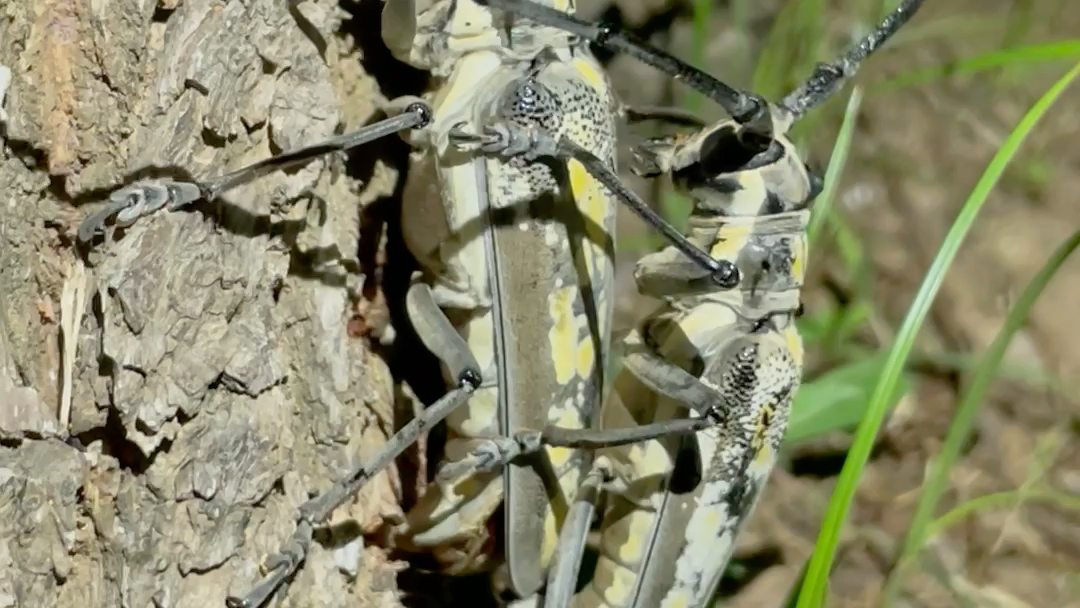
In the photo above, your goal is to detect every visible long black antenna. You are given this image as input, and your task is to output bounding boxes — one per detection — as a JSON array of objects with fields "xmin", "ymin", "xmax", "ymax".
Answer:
[
  {"xmin": 780, "ymin": 0, "xmax": 926, "ymax": 118},
  {"xmin": 475, "ymin": 0, "xmax": 773, "ymax": 137}
]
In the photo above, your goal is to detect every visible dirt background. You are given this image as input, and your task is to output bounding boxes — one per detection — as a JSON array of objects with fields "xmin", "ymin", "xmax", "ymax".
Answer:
[{"xmin": 0, "ymin": 0, "xmax": 1077, "ymax": 607}]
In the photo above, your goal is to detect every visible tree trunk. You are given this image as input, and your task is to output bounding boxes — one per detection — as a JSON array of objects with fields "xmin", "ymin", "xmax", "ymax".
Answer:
[{"xmin": 0, "ymin": 0, "xmax": 409, "ymax": 606}]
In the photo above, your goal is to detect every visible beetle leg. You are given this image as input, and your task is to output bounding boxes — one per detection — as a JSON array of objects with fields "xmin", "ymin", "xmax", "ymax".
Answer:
[
  {"xmin": 542, "ymin": 463, "xmax": 607, "ymax": 608},
  {"xmin": 225, "ymin": 282, "xmax": 480, "ymax": 608},
  {"xmin": 448, "ymin": 121, "xmax": 739, "ymax": 288},
  {"xmin": 79, "ymin": 98, "xmax": 432, "ymax": 245}
]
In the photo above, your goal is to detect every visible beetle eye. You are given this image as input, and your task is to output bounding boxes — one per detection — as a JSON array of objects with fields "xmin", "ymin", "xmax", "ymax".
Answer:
[{"xmin": 698, "ymin": 125, "xmax": 759, "ymax": 176}]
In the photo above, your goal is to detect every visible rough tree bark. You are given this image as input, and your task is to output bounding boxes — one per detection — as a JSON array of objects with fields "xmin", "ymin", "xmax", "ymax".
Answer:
[{"xmin": 0, "ymin": 0, "xmax": 410, "ymax": 606}]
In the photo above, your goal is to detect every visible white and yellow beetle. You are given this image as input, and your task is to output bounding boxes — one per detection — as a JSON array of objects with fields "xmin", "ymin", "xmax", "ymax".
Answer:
[{"xmin": 453, "ymin": 1, "xmax": 927, "ymax": 607}]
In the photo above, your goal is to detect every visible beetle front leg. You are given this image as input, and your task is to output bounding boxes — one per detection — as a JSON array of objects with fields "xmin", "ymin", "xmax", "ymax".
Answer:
[
  {"xmin": 79, "ymin": 98, "xmax": 432, "ymax": 246},
  {"xmin": 443, "ymin": 418, "xmax": 713, "ymax": 480},
  {"xmin": 448, "ymin": 121, "xmax": 740, "ymax": 288}
]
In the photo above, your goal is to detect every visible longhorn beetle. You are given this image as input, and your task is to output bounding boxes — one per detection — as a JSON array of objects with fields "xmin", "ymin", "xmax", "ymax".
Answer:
[
  {"xmin": 75, "ymin": 1, "xmax": 726, "ymax": 606},
  {"xmin": 379, "ymin": 0, "xmax": 623, "ymax": 601},
  {"xmin": 444, "ymin": 0, "xmax": 926, "ymax": 606}
]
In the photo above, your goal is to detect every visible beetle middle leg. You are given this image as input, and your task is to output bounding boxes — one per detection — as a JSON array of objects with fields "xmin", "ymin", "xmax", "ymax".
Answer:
[{"xmin": 226, "ymin": 282, "xmax": 483, "ymax": 608}]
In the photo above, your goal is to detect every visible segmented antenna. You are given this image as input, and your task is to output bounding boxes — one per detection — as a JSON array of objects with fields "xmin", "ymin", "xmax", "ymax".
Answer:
[
  {"xmin": 780, "ymin": 0, "xmax": 926, "ymax": 118},
  {"xmin": 476, "ymin": 0, "xmax": 926, "ymax": 140},
  {"xmin": 474, "ymin": 0, "xmax": 773, "ymax": 138}
]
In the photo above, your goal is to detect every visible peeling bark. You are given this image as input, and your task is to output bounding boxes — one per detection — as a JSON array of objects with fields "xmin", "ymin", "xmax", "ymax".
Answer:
[{"xmin": 0, "ymin": 0, "xmax": 407, "ymax": 606}]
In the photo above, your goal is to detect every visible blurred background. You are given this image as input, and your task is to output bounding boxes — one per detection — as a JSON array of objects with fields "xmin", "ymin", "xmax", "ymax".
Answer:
[{"xmin": 580, "ymin": 0, "xmax": 1080, "ymax": 606}]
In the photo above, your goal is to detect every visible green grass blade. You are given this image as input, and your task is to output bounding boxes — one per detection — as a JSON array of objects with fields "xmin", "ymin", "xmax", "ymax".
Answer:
[
  {"xmin": 778, "ymin": 558, "xmax": 814, "ymax": 608},
  {"xmin": 787, "ymin": 353, "xmax": 912, "ymax": 444},
  {"xmin": 908, "ymin": 350, "xmax": 1072, "ymax": 396},
  {"xmin": 878, "ymin": 40, "xmax": 1080, "ymax": 91},
  {"xmin": 878, "ymin": 230, "xmax": 1080, "ymax": 607},
  {"xmin": 795, "ymin": 59, "xmax": 1080, "ymax": 608},
  {"xmin": 686, "ymin": 0, "xmax": 715, "ymax": 112},
  {"xmin": 889, "ymin": 15, "xmax": 1016, "ymax": 50},
  {"xmin": 927, "ymin": 488, "xmax": 1080, "ymax": 539},
  {"xmin": 753, "ymin": 0, "xmax": 827, "ymax": 99},
  {"xmin": 824, "ymin": 204, "xmax": 868, "ymax": 294},
  {"xmin": 997, "ymin": 0, "xmax": 1039, "ymax": 87},
  {"xmin": 808, "ymin": 86, "xmax": 863, "ymax": 247}
]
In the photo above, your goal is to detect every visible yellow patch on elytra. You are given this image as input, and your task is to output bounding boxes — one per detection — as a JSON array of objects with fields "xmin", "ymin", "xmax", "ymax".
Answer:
[
  {"xmin": 678, "ymin": 308, "xmax": 715, "ymax": 339},
  {"xmin": 708, "ymin": 222, "xmax": 752, "ymax": 261},
  {"xmin": 753, "ymin": 443, "xmax": 775, "ymax": 467},
  {"xmin": 545, "ymin": 445, "xmax": 574, "ymax": 470},
  {"xmin": 548, "ymin": 287, "xmax": 577, "ymax": 384},
  {"xmin": 627, "ymin": 439, "xmax": 674, "ymax": 477},
  {"xmin": 700, "ymin": 506, "xmax": 723, "ymax": 531},
  {"xmin": 546, "ymin": 408, "xmax": 584, "ymax": 469},
  {"xmin": 627, "ymin": 443, "xmax": 647, "ymax": 465},
  {"xmin": 463, "ymin": 314, "xmax": 495, "ymax": 369},
  {"xmin": 661, "ymin": 591, "xmax": 691, "ymax": 608},
  {"xmin": 541, "ymin": 510, "xmax": 559, "ymax": 567},
  {"xmin": 612, "ymin": 539, "xmax": 642, "ymax": 569},
  {"xmin": 613, "ymin": 510, "xmax": 652, "ymax": 563},
  {"xmin": 570, "ymin": 57, "xmax": 607, "ymax": 94},
  {"xmin": 568, "ymin": 160, "xmax": 612, "ymax": 247},
  {"xmin": 591, "ymin": 562, "xmax": 628, "ymax": 605},
  {"xmin": 452, "ymin": 387, "xmax": 498, "ymax": 436},
  {"xmin": 607, "ymin": 562, "xmax": 638, "ymax": 605},
  {"xmin": 726, "ymin": 169, "xmax": 768, "ymax": 216},
  {"xmin": 783, "ymin": 325, "xmax": 804, "ymax": 368},
  {"xmin": 576, "ymin": 335, "xmax": 595, "ymax": 378},
  {"xmin": 790, "ymin": 234, "xmax": 809, "ymax": 284},
  {"xmin": 552, "ymin": 406, "xmax": 584, "ymax": 429},
  {"xmin": 451, "ymin": 475, "xmax": 486, "ymax": 498},
  {"xmin": 791, "ymin": 245, "xmax": 805, "ymax": 283}
]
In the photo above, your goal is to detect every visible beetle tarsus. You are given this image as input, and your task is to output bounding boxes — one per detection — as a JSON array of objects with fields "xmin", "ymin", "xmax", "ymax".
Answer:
[{"xmin": 79, "ymin": 99, "xmax": 433, "ymax": 247}]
